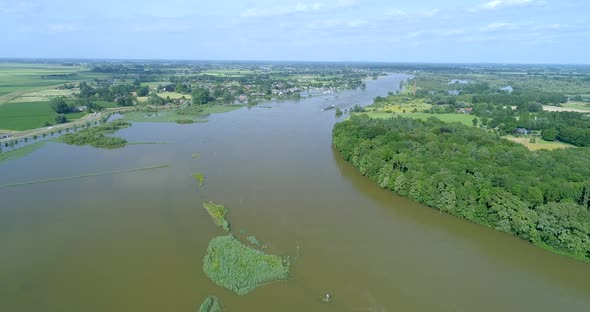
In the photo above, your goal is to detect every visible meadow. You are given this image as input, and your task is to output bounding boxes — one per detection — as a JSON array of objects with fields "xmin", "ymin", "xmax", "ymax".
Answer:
[{"xmin": 361, "ymin": 111, "xmax": 475, "ymax": 126}]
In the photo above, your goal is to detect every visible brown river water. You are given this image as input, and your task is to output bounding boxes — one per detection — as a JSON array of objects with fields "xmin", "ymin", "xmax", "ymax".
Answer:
[{"xmin": 1, "ymin": 74, "xmax": 589, "ymax": 311}]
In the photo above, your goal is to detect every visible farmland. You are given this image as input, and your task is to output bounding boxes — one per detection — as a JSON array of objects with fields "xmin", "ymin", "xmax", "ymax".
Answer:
[{"xmin": 0, "ymin": 101, "xmax": 85, "ymax": 131}]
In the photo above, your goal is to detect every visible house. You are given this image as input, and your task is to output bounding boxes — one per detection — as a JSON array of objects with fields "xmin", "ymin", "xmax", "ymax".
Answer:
[
  {"xmin": 73, "ymin": 106, "xmax": 88, "ymax": 112},
  {"xmin": 238, "ymin": 94, "xmax": 248, "ymax": 102},
  {"xmin": 514, "ymin": 128, "xmax": 529, "ymax": 136},
  {"xmin": 457, "ymin": 107, "xmax": 473, "ymax": 114}
]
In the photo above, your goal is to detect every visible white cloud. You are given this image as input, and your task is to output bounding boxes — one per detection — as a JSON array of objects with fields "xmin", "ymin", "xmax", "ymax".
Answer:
[
  {"xmin": 241, "ymin": 0, "xmax": 357, "ymax": 18},
  {"xmin": 423, "ymin": 9, "xmax": 440, "ymax": 17},
  {"xmin": 49, "ymin": 24, "xmax": 77, "ymax": 32},
  {"xmin": 480, "ymin": 22, "xmax": 519, "ymax": 31},
  {"xmin": 472, "ymin": 0, "xmax": 545, "ymax": 11},
  {"xmin": 385, "ymin": 8, "xmax": 406, "ymax": 16},
  {"xmin": 0, "ymin": 1, "xmax": 36, "ymax": 14}
]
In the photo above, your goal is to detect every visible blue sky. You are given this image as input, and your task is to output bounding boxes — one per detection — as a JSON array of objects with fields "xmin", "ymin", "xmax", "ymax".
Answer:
[{"xmin": 0, "ymin": 0, "xmax": 588, "ymax": 63}]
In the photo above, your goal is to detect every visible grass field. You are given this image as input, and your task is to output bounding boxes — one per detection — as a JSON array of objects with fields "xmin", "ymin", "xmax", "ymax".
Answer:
[
  {"xmin": 8, "ymin": 88, "xmax": 78, "ymax": 103},
  {"xmin": 361, "ymin": 112, "xmax": 475, "ymax": 126},
  {"xmin": 0, "ymin": 101, "xmax": 87, "ymax": 130},
  {"xmin": 561, "ymin": 101, "xmax": 590, "ymax": 112},
  {"xmin": 504, "ymin": 135, "xmax": 575, "ymax": 151},
  {"xmin": 366, "ymin": 96, "xmax": 432, "ymax": 113}
]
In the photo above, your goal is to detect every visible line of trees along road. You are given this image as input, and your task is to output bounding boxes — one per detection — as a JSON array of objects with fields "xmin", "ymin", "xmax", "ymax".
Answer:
[{"xmin": 333, "ymin": 115, "xmax": 590, "ymax": 262}]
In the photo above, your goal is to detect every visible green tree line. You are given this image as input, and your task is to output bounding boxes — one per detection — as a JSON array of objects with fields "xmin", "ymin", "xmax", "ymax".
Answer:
[{"xmin": 333, "ymin": 115, "xmax": 590, "ymax": 262}]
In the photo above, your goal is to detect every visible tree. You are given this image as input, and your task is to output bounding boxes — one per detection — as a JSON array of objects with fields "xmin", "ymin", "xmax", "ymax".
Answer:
[
  {"xmin": 50, "ymin": 97, "xmax": 70, "ymax": 114},
  {"xmin": 55, "ymin": 114, "xmax": 67, "ymax": 124},
  {"xmin": 192, "ymin": 87, "xmax": 210, "ymax": 105},
  {"xmin": 542, "ymin": 128, "xmax": 559, "ymax": 141},
  {"xmin": 136, "ymin": 86, "xmax": 149, "ymax": 97},
  {"xmin": 472, "ymin": 118, "xmax": 479, "ymax": 127}
]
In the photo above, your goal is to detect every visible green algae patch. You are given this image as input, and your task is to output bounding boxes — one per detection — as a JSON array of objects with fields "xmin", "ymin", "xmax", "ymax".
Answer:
[
  {"xmin": 193, "ymin": 172, "xmax": 205, "ymax": 186},
  {"xmin": 203, "ymin": 201, "xmax": 229, "ymax": 231},
  {"xmin": 203, "ymin": 235, "xmax": 290, "ymax": 295},
  {"xmin": 199, "ymin": 296, "xmax": 222, "ymax": 312},
  {"xmin": 192, "ymin": 153, "xmax": 201, "ymax": 159}
]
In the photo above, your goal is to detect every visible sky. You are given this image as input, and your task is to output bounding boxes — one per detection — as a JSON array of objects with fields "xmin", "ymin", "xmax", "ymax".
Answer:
[{"xmin": 0, "ymin": 0, "xmax": 589, "ymax": 63}]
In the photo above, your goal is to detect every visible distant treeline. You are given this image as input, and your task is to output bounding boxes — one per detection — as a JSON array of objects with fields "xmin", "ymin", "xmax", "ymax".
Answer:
[{"xmin": 333, "ymin": 115, "xmax": 590, "ymax": 262}]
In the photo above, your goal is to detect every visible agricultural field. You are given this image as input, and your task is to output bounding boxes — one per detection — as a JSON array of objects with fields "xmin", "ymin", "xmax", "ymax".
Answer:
[
  {"xmin": 0, "ymin": 101, "xmax": 85, "ymax": 131},
  {"xmin": 0, "ymin": 63, "xmax": 82, "ymax": 103}
]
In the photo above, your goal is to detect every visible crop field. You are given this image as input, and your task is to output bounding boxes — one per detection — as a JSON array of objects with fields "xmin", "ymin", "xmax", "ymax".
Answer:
[
  {"xmin": 8, "ymin": 88, "xmax": 78, "ymax": 103},
  {"xmin": 0, "ymin": 63, "xmax": 81, "ymax": 101},
  {"xmin": 0, "ymin": 101, "xmax": 86, "ymax": 131}
]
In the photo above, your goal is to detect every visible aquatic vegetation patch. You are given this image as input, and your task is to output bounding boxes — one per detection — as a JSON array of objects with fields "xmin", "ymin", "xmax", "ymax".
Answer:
[
  {"xmin": 246, "ymin": 235, "xmax": 261, "ymax": 246},
  {"xmin": 199, "ymin": 296, "xmax": 222, "ymax": 312},
  {"xmin": 0, "ymin": 141, "xmax": 46, "ymax": 163},
  {"xmin": 203, "ymin": 235, "xmax": 290, "ymax": 295},
  {"xmin": 0, "ymin": 164, "xmax": 169, "ymax": 188},
  {"xmin": 176, "ymin": 119, "xmax": 194, "ymax": 124},
  {"xmin": 203, "ymin": 201, "xmax": 230, "ymax": 231},
  {"xmin": 192, "ymin": 153, "xmax": 201, "ymax": 159},
  {"xmin": 60, "ymin": 120, "xmax": 131, "ymax": 148},
  {"xmin": 193, "ymin": 172, "xmax": 205, "ymax": 186}
]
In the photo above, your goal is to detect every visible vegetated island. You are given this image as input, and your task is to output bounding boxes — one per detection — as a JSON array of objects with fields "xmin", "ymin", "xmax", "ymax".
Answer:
[
  {"xmin": 203, "ymin": 201, "xmax": 230, "ymax": 231},
  {"xmin": 199, "ymin": 296, "xmax": 223, "ymax": 312},
  {"xmin": 193, "ymin": 172, "xmax": 205, "ymax": 186},
  {"xmin": 333, "ymin": 114, "xmax": 590, "ymax": 262},
  {"xmin": 203, "ymin": 234, "xmax": 290, "ymax": 295},
  {"xmin": 60, "ymin": 120, "xmax": 131, "ymax": 148}
]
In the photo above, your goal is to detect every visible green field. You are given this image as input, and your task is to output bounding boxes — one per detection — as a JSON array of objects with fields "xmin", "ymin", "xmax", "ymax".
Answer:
[
  {"xmin": 504, "ymin": 135, "xmax": 575, "ymax": 151},
  {"xmin": 0, "ymin": 63, "xmax": 84, "ymax": 104},
  {"xmin": 562, "ymin": 101, "xmax": 590, "ymax": 112},
  {"xmin": 360, "ymin": 112, "xmax": 475, "ymax": 126},
  {"xmin": 0, "ymin": 101, "xmax": 87, "ymax": 130}
]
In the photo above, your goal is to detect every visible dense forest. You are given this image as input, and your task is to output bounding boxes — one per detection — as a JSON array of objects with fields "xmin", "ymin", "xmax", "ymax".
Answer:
[{"xmin": 333, "ymin": 115, "xmax": 590, "ymax": 262}]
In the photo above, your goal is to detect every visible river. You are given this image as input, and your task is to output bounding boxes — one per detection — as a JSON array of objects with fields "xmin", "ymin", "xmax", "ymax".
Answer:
[{"xmin": 1, "ymin": 74, "xmax": 589, "ymax": 311}]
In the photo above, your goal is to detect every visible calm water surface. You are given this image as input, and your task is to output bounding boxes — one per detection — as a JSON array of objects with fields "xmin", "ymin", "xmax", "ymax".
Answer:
[{"xmin": 1, "ymin": 74, "xmax": 589, "ymax": 311}]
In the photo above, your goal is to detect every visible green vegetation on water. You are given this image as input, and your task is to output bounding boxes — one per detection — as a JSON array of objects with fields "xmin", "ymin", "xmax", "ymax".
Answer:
[
  {"xmin": 175, "ymin": 119, "xmax": 194, "ymax": 124},
  {"xmin": 246, "ymin": 236, "xmax": 261, "ymax": 246},
  {"xmin": 0, "ymin": 164, "xmax": 169, "ymax": 188},
  {"xmin": 193, "ymin": 173, "xmax": 205, "ymax": 186},
  {"xmin": 203, "ymin": 235, "xmax": 290, "ymax": 295},
  {"xmin": 199, "ymin": 296, "xmax": 222, "ymax": 312},
  {"xmin": 60, "ymin": 120, "xmax": 131, "ymax": 148},
  {"xmin": 203, "ymin": 201, "xmax": 229, "ymax": 231},
  {"xmin": 333, "ymin": 114, "xmax": 590, "ymax": 262},
  {"xmin": 192, "ymin": 153, "xmax": 201, "ymax": 159},
  {"xmin": 0, "ymin": 141, "xmax": 46, "ymax": 163}
]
